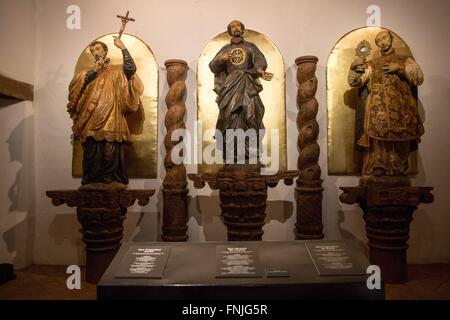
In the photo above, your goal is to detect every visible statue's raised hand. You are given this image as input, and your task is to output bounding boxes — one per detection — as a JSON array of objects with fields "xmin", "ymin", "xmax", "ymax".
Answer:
[
  {"xmin": 95, "ymin": 60, "xmax": 105, "ymax": 72},
  {"xmin": 219, "ymin": 52, "xmax": 231, "ymax": 62},
  {"xmin": 351, "ymin": 57, "xmax": 366, "ymax": 73},
  {"xmin": 113, "ymin": 36, "xmax": 126, "ymax": 50}
]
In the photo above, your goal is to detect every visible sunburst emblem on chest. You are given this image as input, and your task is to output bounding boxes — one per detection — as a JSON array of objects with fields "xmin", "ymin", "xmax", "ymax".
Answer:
[{"xmin": 230, "ymin": 48, "xmax": 247, "ymax": 66}]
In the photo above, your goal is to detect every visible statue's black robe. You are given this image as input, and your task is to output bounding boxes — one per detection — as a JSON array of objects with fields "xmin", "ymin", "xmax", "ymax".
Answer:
[{"xmin": 209, "ymin": 40, "xmax": 267, "ymax": 136}]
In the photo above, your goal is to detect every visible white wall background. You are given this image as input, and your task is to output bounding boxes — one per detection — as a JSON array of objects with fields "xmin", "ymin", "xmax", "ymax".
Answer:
[
  {"xmin": 1, "ymin": 0, "xmax": 449, "ymax": 268},
  {"xmin": 0, "ymin": 0, "xmax": 36, "ymax": 269}
]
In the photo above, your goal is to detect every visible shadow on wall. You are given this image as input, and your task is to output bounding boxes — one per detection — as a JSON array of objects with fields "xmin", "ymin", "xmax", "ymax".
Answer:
[
  {"xmin": 189, "ymin": 193, "xmax": 226, "ymax": 241},
  {"xmin": 131, "ymin": 211, "xmax": 159, "ymax": 242},
  {"xmin": 409, "ymin": 75, "xmax": 450, "ymax": 263},
  {"xmin": 153, "ymin": 183, "xmax": 163, "ymax": 241},
  {"xmin": 265, "ymin": 200, "xmax": 293, "ymax": 225},
  {"xmin": 336, "ymin": 209, "xmax": 368, "ymax": 256},
  {"xmin": 189, "ymin": 194, "xmax": 294, "ymax": 241},
  {"xmin": 1, "ymin": 115, "xmax": 35, "ymax": 268},
  {"xmin": 48, "ymin": 214, "xmax": 84, "ymax": 264},
  {"xmin": 408, "ymin": 209, "xmax": 435, "ymax": 263},
  {"xmin": 0, "ymin": 98, "xmax": 22, "ymax": 108},
  {"xmin": 47, "ymin": 210, "xmax": 159, "ymax": 266}
]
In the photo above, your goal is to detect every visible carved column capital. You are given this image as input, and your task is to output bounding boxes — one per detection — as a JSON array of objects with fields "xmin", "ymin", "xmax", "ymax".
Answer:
[{"xmin": 46, "ymin": 189, "xmax": 155, "ymax": 283}]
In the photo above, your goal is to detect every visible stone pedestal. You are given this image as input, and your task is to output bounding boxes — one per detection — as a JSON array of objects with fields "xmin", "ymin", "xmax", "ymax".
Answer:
[
  {"xmin": 189, "ymin": 167, "xmax": 297, "ymax": 241},
  {"xmin": 46, "ymin": 189, "xmax": 155, "ymax": 284},
  {"xmin": 339, "ymin": 180, "xmax": 433, "ymax": 283}
]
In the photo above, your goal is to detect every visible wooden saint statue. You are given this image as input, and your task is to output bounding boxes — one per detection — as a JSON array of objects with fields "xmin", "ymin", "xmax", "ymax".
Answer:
[
  {"xmin": 348, "ymin": 30, "xmax": 424, "ymax": 177},
  {"xmin": 66, "ymin": 12, "xmax": 143, "ymax": 189},
  {"xmin": 209, "ymin": 20, "xmax": 273, "ymax": 163}
]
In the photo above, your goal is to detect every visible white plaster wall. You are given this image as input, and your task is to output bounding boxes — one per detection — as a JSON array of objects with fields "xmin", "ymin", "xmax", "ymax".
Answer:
[
  {"xmin": 1, "ymin": 0, "xmax": 449, "ymax": 267},
  {"xmin": 0, "ymin": 0, "xmax": 37, "ymax": 269}
]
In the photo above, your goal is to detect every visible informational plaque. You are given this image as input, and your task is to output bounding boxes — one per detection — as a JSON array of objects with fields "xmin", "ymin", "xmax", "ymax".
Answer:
[
  {"xmin": 306, "ymin": 241, "xmax": 365, "ymax": 276},
  {"xmin": 115, "ymin": 246, "xmax": 171, "ymax": 279},
  {"xmin": 216, "ymin": 245, "xmax": 263, "ymax": 278}
]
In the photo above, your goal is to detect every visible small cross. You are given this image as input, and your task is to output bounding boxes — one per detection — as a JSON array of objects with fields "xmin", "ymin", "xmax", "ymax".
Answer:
[{"xmin": 116, "ymin": 10, "xmax": 135, "ymax": 39}]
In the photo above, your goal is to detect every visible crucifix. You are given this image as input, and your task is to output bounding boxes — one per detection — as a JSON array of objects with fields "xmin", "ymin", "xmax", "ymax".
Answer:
[{"xmin": 116, "ymin": 10, "xmax": 135, "ymax": 39}]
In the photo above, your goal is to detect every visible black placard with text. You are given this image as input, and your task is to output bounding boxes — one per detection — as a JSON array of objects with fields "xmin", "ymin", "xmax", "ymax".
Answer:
[
  {"xmin": 115, "ymin": 246, "xmax": 171, "ymax": 279},
  {"xmin": 216, "ymin": 245, "xmax": 263, "ymax": 278},
  {"xmin": 306, "ymin": 241, "xmax": 365, "ymax": 276}
]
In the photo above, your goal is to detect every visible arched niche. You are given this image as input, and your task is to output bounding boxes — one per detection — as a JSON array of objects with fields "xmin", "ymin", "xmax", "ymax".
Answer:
[
  {"xmin": 197, "ymin": 29, "xmax": 286, "ymax": 173},
  {"xmin": 327, "ymin": 27, "xmax": 418, "ymax": 175}
]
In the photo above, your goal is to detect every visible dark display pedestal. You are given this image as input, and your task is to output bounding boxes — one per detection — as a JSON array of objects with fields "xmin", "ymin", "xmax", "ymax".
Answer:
[
  {"xmin": 188, "ymin": 167, "xmax": 297, "ymax": 241},
  {"xmin": 97, "ymin": 240, "xmax": 384, "ymax": 300},
  {"xmin": 340, "ymin": 182, "xmax": 434, "ymax": 283},
  {"xmin": 46, "ymin": 189, "xmax": 155, "ymax": 284}
]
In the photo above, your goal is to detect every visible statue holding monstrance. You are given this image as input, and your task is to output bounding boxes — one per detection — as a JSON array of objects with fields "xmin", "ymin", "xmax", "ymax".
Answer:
[
  {"xmin": 67, "ymin": 11, "xmax": 143, "ymax": 190},
  {"xmin": 337, "ymin": 28, "xmax": 434, "ymax": 283},
  {"xmin": 348, "ymin": 30, "xmax": 424, "ymax": 180}
]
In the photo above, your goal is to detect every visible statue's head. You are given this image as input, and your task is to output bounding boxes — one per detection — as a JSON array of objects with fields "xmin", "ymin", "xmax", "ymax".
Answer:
[
  {"xmin": 89, "ymin": 41, "xmax": 108, "ymax": 61},
  {"xmin": 375, "ymin": 31, "xmax": 393, "ymax": 53},
  {"xmin": 227, "ymin": 20, "xmax": 245, "ymax": 38}
]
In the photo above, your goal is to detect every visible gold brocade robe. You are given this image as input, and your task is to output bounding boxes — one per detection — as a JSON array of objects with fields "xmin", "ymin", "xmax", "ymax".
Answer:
[
  {"xmin": 359, "ymin": 51, "xmax": 424, "ymax": 145},
  {"xmin": 67, "ymin": 63, "xmax": 144, "ymax": 143},
  {"xmin": 348, "ymin": 49, "xmax": 424, "ymax": 175}
]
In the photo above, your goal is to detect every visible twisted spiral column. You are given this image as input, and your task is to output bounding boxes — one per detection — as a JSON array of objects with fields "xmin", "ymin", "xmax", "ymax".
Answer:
[
  {"xmin": 162, "ymin": 59, "xmax": 189, "ymax": 241},
  {"xmin": 294, "ymin": 56, "xmax": 324, "ymax": 239}
]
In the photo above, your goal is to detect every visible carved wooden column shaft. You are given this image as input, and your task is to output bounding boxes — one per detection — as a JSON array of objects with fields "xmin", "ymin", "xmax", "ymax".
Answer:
[
  {"xmin": 294, "ymin": 56, "xmax": 324, "ymax": 239},
  {"xmin": 340, "ymin": 185, "xmax": 434, "ymax": 283},
  {"xmin": 162, "ymin": 60, "xmax": 189, "ymax": 241},
  {"xmin": 78, "ymin": 206, "xmax": 125, "ymax": 277},
  {"xmin": 46, "ymin": 189, "xmax": 154, "ymax": 284}
]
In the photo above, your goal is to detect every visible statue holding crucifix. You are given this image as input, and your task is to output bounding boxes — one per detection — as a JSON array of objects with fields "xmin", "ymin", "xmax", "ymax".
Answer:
[
  {"xmin": 67, "ymin": 11, "xmax": 144, "ymax": 190},
  {"xmin": 116, "ymin": 10, "xmax": 135, "ymax": 39},
  {"xmin": 47, "ymin": 11, "xmax": 157, "ymax": 284}
]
